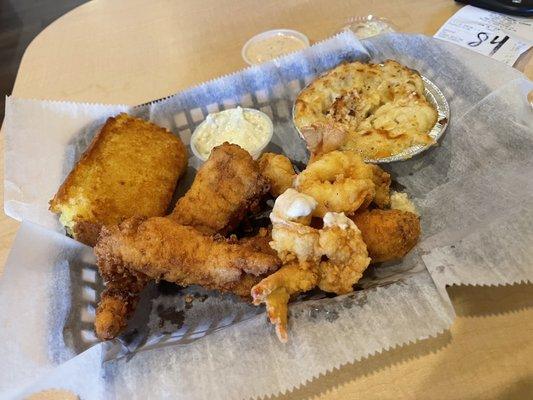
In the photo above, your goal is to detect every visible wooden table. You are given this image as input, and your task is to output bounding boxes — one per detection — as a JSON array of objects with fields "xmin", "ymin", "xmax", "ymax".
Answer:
[{"xmin": 1, "ymin": 0, "xmax": 532, "ymax": 398}]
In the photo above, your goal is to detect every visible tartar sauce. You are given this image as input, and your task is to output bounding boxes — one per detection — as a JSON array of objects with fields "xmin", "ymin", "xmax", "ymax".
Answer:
[
  {"xmin": 192, "ymin": 107, "xmax": 272, "ymax": 160},
  {"xmin": 245, "ymin": 33, "xmax": 308, "ymax": 64},
  {"xmin": 270, "ymin": 188, "xmax": 317, "ymax": 224}
]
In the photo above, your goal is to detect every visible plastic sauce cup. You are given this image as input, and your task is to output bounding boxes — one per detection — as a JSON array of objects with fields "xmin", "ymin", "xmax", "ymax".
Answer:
[
  {"xmin": 190, "ymin": 108, "xmax": 273, "ymax": 161},
  {"xmin": 242, "ymin": 29, "xmax": 310, "ymax": 65}
]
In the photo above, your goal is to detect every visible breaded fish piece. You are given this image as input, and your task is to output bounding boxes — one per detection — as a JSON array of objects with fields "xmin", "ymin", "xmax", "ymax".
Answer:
[
  {"xmin": 351, "ymin": 209, "xmax": 420, "ymax": 263},
  {"xmin": 170, "ymin": 143, "xmax": 268, "ymax": 234},
  {"xmin": 94, "ymin": 225, "xmax": 275, "ymax": 340},
  {"xmin": 94, "ymin": 226, "xmax": 275, "ymax": 340},
  {"xmin": 96, "ymin": 271, "xmax": 262, "ymax": 341},
  {"xmin": 258, "ymin": 153, "xmax": 296, "ymax": 197},
  {"xmin": 50, "ymin": 113, "xmax": 188, "ymax": 246},
  {"xmin": 95, "ymin": 217, "xmax": 280, "ymax": 293}
]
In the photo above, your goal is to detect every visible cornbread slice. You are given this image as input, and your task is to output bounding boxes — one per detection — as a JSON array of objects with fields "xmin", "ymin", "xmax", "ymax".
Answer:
[{"xmin": 50, "ymin": 113, "xmax": 188, "ymax": 246}]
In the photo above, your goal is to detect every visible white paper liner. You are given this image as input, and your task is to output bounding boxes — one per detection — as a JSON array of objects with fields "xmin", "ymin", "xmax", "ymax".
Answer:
[
  {"xmin": 4, "ymin": 243, "xmax": 452, "ymax": 399},
  {"xmin": 0, "ymin": 222, "xmax": 95, "ymax": 393},
  {"xmin": 2, "ymin": 32, "xmax": 532, "ymax": 398}
]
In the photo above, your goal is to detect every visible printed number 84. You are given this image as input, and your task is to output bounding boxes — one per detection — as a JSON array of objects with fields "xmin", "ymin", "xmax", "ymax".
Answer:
[{"xmin": 468, "ymin": 32, "xmax": 509, "ymax": 53}]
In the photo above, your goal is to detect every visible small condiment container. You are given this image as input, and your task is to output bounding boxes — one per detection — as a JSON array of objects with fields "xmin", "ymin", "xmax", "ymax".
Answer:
[
  {"xmin": 242, "ymin": 29, "xmax": 310, "ymax": 65},
  {"xmin": 342, "ymin": 15, "xmax": 396, "ymax": 39},
  {"xmin": 190, "ymin": 107, "xmax": 273, "ymax": 161}
]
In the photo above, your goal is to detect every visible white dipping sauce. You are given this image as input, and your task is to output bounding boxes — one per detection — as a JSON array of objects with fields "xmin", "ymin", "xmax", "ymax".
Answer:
[
  {"xmin": 245, "ymin": 33, "xmax": 308, "ymax": 64},
  {"xmin": 270, "ymin": 188, "xmax": 317, "ymax": 224},
  {"xmin": 192, "ymin": 107, "xmax": 272, "ymax": 160}
]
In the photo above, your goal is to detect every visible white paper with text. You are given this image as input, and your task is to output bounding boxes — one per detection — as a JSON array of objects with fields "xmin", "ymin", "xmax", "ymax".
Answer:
[{"xmin": 434, "ymin": 5, "xmax": 532, "ymax": 65}]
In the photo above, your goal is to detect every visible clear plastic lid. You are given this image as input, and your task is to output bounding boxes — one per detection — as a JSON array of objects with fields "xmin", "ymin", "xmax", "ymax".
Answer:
[{"xmin": 342, "ymin": 15, "xmax": 396, "ymax": 39}]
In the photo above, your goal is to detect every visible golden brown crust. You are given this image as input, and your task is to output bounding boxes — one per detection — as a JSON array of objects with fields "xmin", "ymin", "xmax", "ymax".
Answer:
[
  {"xmin": 258, "ymin": 153, "xmax": 295, "ymax": 197},
  {"xmin": 369, "ymin": 165, "xmax": 391, "ymax": 209},
  {"xmin": 70, "ymin": 220, "xmax": 102, "ymax": 247},
  {"xmin": 170, "ymin": 143, "xmax": 268, "ymax": 234},
  {"xmin": 94, "ymin": 263, "xmax": 151, "ymax": 340},
  {"xmin": 294, "ymin": 60, "xmax": 438, "ymax": 159},
  {"xmin": 94, "ymin": 217, "xmax": 280, "ymax": 294},
  {"xmin": 295, "ymin": 150, "xmax": 377, "ymax": 217},
  {"xmin": 50, "ymin": 113, "xmax": 187, "ymax": 246},
  {"xmin": 94, "ymin": 224, "xmax": 276, "ymax": 341},
  {"xmin": 95, "ymin": 289, "xmax": 140, "ymax": 341},
  {"xmin": 351, "ymin": 209, "xmax": 420, "ymax": 263},
  {"xmin": 94, "ymin": 237, "xmax": 273, "ymax": 340},
  {"xmin": 252, "ymin": 206, "xmax": 371, "ymax": 342}
]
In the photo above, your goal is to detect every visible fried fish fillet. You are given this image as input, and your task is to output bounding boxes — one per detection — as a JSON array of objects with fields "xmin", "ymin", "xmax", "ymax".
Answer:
[
  {"xmin": 94, "ymin": 217, "xmax": 280, "ymax": 339},
  {"xmin": 96, "ymin": 217, "xmax": 279, "ymax": 289},
  {"xmin": 351, "ymin": 209, "xmax": 420, "ymax": 263},
  {"xmin": 94, "ymin": 226, "xmax": 274, "ymax": 340},
  {"xmin": 170, "ymin": 142, "xmax": 269, "ymax": 234},
  {"xmin": 50, "ymin": 113, "xmax": 188, "ymax": 246},
  {"xmin": 96, "ymin": 264, "xmax": 266, "ymax": 340}
]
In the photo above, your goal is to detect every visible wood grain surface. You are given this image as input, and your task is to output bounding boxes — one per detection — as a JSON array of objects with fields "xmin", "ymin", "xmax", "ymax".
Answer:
[{"xmin": 1, "ymin": 0, "xmax": 531, "ymax": 398}]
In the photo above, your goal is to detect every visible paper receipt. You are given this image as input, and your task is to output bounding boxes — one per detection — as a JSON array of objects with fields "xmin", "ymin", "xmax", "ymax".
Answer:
[{"xmin": 434, "ymin": 5, "xmax": 532, "ymax": 66}]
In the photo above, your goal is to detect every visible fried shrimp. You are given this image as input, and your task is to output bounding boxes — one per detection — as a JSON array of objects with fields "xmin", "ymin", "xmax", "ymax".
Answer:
[
  {"xmin": 252, "ymin": 189, "xmax": 320, "ymax": 341},
  {"xmin": 269, "ymin": 189, "xmax": 321, "ymax": 261},
  {"xmin": 251, "ymin": 261, "xmax": 319, "ymax": 342},
  {"xmin": 252, "ymin": 190, "xmax": 370, "ymax": 342},
  {"xmin": 295, "ymin": 150, "xmax": 377, "ymax": 217},
  {"xmin": 369, "ymin": 165, "xmax": 391, "ymax": 208},
  {"xmin": 318, "ymin": 213, "xmax": 370, "ymax": 294},
  {"xmin": 258, "ymin": 153, "xmax": 296, "ymax": 197}
]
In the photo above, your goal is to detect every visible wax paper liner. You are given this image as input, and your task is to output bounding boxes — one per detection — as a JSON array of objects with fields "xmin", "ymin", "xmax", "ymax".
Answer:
[
  {"xmin": 1, "ymin": 222, "xmax": 452, "ymax": 400},
  {"xmin": 417, "ymin": 78, "xmax": 533, "ymax": 295},
  {"xmin": 2, "ymin": 32, "xmax": 532, "ymax": 399}
]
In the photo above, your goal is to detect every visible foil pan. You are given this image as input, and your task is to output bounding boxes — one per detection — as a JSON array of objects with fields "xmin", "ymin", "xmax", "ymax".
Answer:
[{"xmin": 293, "ymin": 75, "xmax": 450, "ymax": 163}]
